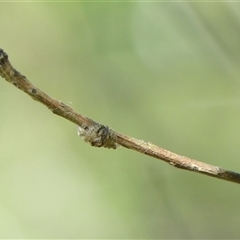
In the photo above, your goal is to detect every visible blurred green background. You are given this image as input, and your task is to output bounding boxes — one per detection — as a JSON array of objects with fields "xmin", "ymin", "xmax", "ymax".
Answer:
[{"xmin": 0, "ymin": 2, "xmax": 240, "ymax": 238}]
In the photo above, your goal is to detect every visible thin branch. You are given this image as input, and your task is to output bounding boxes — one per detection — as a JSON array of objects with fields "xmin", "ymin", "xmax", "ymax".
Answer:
[{"xmin": 0, "ymin": 49, "xmax": 240, "ymax": 185}]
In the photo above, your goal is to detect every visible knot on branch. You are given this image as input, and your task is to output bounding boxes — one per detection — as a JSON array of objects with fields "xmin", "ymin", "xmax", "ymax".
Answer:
[{"xmin": 77, "ymin": 124, "xmax": 118, "ymax": 149}]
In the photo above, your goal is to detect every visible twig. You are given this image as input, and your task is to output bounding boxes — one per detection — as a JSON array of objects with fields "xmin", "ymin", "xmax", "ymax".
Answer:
[{"xmin": 0, "ymin": 49, "xmax": 240, "ymax": 185}]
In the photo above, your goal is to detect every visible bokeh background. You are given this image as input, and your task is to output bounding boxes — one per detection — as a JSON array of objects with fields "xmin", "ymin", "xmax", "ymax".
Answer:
[{"xmin": 0, "ymin": 2, "xmax": 240, "ymax": 238}]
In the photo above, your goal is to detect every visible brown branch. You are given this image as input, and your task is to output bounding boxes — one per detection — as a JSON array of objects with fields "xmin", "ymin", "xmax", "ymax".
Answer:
[{"xmin": 1, "ymin": 49, "xmax": 240, "ymax": 185}]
